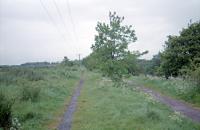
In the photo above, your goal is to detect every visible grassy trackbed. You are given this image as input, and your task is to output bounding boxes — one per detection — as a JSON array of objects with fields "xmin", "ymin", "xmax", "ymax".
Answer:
[
  {"xmin": 72, "ymin": 72, "xmax": 200, "ymax": 130},
  {"xmin": 131, "ymin": 76, "xmax": 200, "ymax": 107},
  {"xmin": 0, "ymin": 66, "xmax": 81, "ymax": 130}
]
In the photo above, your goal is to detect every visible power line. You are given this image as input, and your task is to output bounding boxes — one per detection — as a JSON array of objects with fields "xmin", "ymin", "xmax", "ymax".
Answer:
[
  {"xmin": 52, "ymin": 0, "xmax": 71, "ymax": 37},
  {"xmin": 39, "ymin": 0, "xmax": 68, "ymax": 43},
  {"xmin": 65, "ymin": 0, "xmax": 78, "ymax": 43}
]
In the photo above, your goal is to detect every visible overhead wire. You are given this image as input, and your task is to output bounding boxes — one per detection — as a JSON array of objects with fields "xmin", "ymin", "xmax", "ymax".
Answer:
[
  {"xmin": 65, "ymin": 0, "xmax": 79, "ymax": 43},
  {"xmin": 39, "ymin": 0, "xmax": 68, "ymax": 43},
  {"xmin": 52, "ymin": 0, "xmax": 71, "ymax": 38},
  {"xmin": 39, "ymin": 0, "xmax": 79, "ymax": 59},
  {"xmin": 64, "ymin": 0, "xmax": 79, "ymax": 58},
  {"xmin": 52, "ymin": 0, "xmax": 78, "ymax": 55}
]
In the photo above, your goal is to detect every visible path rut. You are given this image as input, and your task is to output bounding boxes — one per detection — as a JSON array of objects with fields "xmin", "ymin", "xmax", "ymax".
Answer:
[
  {"xmin": 140, "ymin": 86, "xmax": 200, "ymax": 123},
  {"xmin": 58, "ymin": 79, "xmax": 84, "ymax": 130}
]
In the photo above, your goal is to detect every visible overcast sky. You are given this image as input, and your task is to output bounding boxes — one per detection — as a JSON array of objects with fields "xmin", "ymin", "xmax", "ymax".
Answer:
[{"xmin": 0, "ymin": 0, "xmax": 200, "ymax": 65}]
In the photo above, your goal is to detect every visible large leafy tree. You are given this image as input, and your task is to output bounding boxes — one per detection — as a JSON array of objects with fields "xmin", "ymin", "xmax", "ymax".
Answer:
[
  {"xmin": 91, "ymin": 12, "xmax": 137, "ymax": 83},
  {"xmin": 161, "ymin": 21, "xmax": 200, "ymax": 79}
]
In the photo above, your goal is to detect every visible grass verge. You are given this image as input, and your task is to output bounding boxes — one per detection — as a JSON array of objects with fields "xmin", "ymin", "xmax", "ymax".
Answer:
[
  {"xmin": 72, "ymin": 72, "xmax": 200, "ymax": 130},
  {"xmin": 131, "ymin": 75, "xmax": 200, "ymax": 107}
]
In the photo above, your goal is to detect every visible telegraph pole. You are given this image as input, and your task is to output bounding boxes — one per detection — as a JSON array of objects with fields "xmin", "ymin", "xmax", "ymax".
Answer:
[{"xmin": 78, "ymin": 54, "xmax": 81, "ymax": 67}]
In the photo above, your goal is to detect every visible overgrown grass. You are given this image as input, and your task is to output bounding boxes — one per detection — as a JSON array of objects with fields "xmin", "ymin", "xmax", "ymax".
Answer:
[
  {"xmin": 0, "ymin": 91, "xmax": 13, "ymax": 129},
  {"xmin": 0, "ymin": 65, "xmax": 81, "ymax": 130},
  {"xmin": 72, "ymin": 72, "xmax": 200, "ymax": 130},
  {"xmin": 20, "ymin": 85, "xmax": 41, "ymax": 102},
  {"xmin": 131, "ymin": 75, "xmax": 200, "ymax": 107}
]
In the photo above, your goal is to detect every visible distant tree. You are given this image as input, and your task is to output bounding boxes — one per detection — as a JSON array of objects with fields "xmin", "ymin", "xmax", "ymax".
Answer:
[
  {"xmin": 137, "ymin": 52, "xmax": 161, "ymax": 76},
  {"xmin": 62, "ymin": 56, "xmax": 74, "ymax": 66},
  {"xmin": 21, "ymin": 62, "xmax": 51, "ymax": 67},
  {"xmin": 160, "ymin": 21, "xmax": 200, "ymax": 79},
  {"xmin": 150, "ymin": 52, "xmax": 162, "ymax": 75},
  {"xmin": 63, "ymin": 56, "xmax": 69, "ymax": 62},
  {"xmin": 91, "ymin": 12, "xmax": 137, "ymax": 85}
]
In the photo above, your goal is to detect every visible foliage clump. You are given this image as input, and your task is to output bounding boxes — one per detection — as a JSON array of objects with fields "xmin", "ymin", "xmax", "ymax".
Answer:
[
  {"xmin": 83, "ymin": 12, "xmax": 145, "ymax": 86},
  {"xmin": 20, "ymin": 86, "xmax": 41, "ymax": 102},
  {"xmin": 0, "ymin": 91, "xmax": 13, "ymax": 129},
  {"xmin": 61, "ymin": 56, "xmax": 75, "ymax": 67},
  {"xmin": 160, "ymin": 21, "xmax": 200, "ymax": 79}
]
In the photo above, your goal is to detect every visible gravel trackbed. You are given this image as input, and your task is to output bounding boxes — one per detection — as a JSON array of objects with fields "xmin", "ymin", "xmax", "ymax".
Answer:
[{"xmin": 58, "ymin": 79, "xmax": 84, "ymax": 130}]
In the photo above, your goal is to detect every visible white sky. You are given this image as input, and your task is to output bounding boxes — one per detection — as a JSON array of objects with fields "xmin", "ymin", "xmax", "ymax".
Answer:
[{"xmin": 0, "ymin": 0, "xmax": 200, "ymax": 65}]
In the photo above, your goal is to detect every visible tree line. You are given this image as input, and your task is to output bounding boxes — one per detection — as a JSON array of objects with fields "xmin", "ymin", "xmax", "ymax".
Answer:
[
  {"xmin": 140, "ymin": 21, "xmax": 200, "ymax": 90},
  {"xmin": 83, "ymin": 12, "xmax": 200, "ymax": 89}
]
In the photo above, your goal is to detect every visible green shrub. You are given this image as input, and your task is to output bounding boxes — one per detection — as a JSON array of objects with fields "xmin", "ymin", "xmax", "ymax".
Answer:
[
  {"xmin": 189, "ymin": 67, "xmax": 200, "ymax": 92},
  {"xmin": 21, "ymin": 111, "xmax": 41, "ymax": 121},
  {"xmin": 26, "ymin": 71, "xmax": 44, "ymax": 81},
  {"xmin": 146, "ymin": 110, "xmax": 160, "ymax": 121},
  {"xmin": 21, "ymin": 86, "xmax": 41, "ymax": 102},
  {"xmin": 23, "ymin": 112, "xmax": 35, "ymax": 120},
  {"xmin": 181, "ymin": 61, "xmax": 200, "ymax": 92},
  {"xmin": 0, "ymin": 91, "xmax": 13, "ymax": 129},
  {"xmin": 71, "ymin": 68, "xmax": 78, "ymax": 71}
]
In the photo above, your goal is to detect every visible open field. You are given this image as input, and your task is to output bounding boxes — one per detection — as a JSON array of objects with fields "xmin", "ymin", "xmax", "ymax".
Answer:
[
  {"xmin": 1, "ymin": 67, "xmax": 200, "ymax": 130},
  {"xmin": 0, "ymin": 65, "xmax": 81, "ymax": 130}
]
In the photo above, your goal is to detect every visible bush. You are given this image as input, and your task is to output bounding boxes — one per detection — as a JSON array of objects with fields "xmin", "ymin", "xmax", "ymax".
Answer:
[
  {"xmin": 146, "ymin": 110, "xmax": 160, "ymax": 121},
  {"xmin": 23, "ymin": 112, "xmax": 35, "ymax": 120},
  {"xmin": 189, "ymin": 67, "xmax": 200, "ymax": 92},
  {"xmin": 21, "ymin": 86, "xmax": 41, "ymax": 102},
  {"xmin": 21, "ymin": 111, "xmax": 41, "ymax": 121},
  {"xmin": 71, "ymin": 67, "xmax": 78, "ymax": 71},
  {"xmin": 0, "ymin": 91, "xmax": 13, "ymax": 129}
]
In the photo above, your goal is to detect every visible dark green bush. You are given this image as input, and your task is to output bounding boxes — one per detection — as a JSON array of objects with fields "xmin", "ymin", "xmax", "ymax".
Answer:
[
  {"xmin": 146, "ymin": 110, "xmax": 160, "ymax": 121},
  {"xmin": 21, "ymin": 86, "xmax": 41, "ymax": 102},
  {"xmin": 71, "ymin": 67, "xmax": 78, "ymax": 71},
  {"xmin": 21, "ymin": 111, "xmax": 41, "ymax": 121},
  {"xmin": 0, "ymin": 91, "xmax": 13, "ymax": 129},
  {"xmin": 190, "ymin": 67, "xmax": 200, "ymax": 92}
]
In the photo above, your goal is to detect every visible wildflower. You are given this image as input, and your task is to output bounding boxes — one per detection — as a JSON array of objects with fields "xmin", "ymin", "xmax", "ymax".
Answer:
[
  {"xmin": 169, "ymin": 111, "xmax": 183, "ymax": 123},
  {"xmin": 10, "ymin": 117, "xmax": 21, "ymax": 130},
  {"xmin": 142, "ymin": 93, "xmax": 158, "ymax": 104}
]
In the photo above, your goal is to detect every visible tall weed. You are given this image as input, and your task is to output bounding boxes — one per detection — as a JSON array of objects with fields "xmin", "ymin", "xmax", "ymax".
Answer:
[{"xmin": 20, "ymin": 86, "xmax": 41, "ymax": 102}]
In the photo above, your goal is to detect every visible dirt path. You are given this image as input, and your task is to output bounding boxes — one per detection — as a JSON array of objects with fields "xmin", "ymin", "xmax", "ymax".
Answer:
[
  {"xmin": 140, "ymin": 86, "xmax": 200, "ymax": 123},
  {"xmin": 58, "ymin": 79, "xmax": 84, "ymax": 130}
]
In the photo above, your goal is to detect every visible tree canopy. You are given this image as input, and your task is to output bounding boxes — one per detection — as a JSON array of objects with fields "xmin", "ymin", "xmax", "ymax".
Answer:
[
  {"xmin": 84, "ymin": 12, "xmax": 138, "ymax": 84},
  {"xmin": 160, "ymin": 21, "xmax": 200, "ymax": 78}
]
